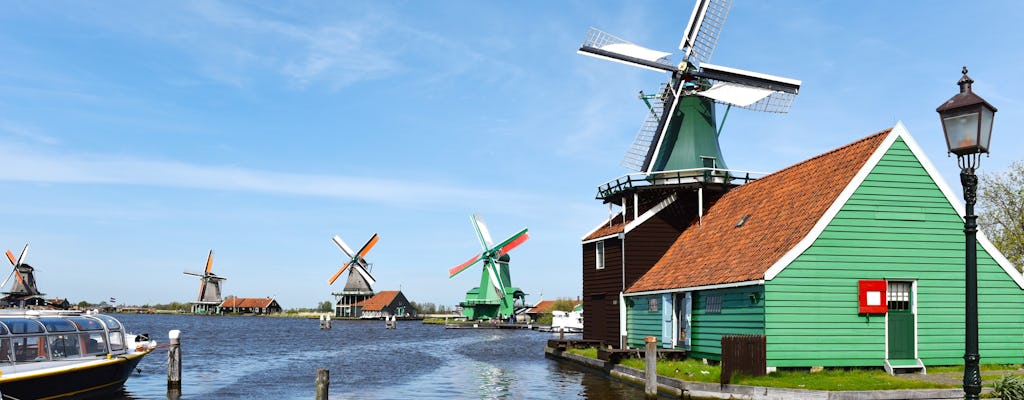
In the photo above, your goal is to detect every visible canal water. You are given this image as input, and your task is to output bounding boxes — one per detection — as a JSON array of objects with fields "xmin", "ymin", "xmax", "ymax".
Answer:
[{"xmin": 112, "ymin": 314, "xmax": 647, "ymax": 399}]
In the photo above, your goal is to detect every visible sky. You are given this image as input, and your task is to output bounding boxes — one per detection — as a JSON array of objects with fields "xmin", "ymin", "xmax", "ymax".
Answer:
[{"xmin": 0, "ymin": 1, "xmax": 1022, "ymax": 310}]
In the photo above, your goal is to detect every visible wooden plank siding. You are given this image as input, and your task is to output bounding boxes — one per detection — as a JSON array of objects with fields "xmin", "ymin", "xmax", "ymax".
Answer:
[
  {"xmin": 765, "ymin": 138, "xmax": 1024, "ymax": 367},
  {"xmin": 626, "ymin": 295, "xmax": 662, "ymax": 348},
  {"xmin": 581, "ymin": 200, "xmax": 690, "ymax": 347},
  {"xmin": 690, "ymin": 286, "xmax": 765, "ymax": 360}
]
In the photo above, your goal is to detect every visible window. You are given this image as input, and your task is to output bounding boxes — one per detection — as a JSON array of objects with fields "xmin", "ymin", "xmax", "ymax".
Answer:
[
  {"xmin": 648, "ymin": 298, "xmax": 659, "ymax": 312},
  {"xmin": 887, "ymin": 281, "xmax": 911, "ymax": 311},
  {"xmin": 595, "ymin": 241, "xmax": 605, "ymax": 270},
  {"xmin": 705, "ymin": 295, "xmax": 723, "ymax": 314}
]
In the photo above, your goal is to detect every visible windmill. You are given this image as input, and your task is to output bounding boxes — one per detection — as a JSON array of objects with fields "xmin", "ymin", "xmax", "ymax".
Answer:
[
  {"xmin": 448, "ymin": 214, "xmax": 529, "ymax": 320},
  {"xmin": 183, "ymin": 250, "xmax": 226, "ymax": 314},
  {"xmin": 328, "ymin": 233, "xmax": 379, "ymax": 318},
  {"xmin": 1, "ymin": 244, "xmax": 46, "ymax": 307},
  {"xmin": 578, "ymin": 0, "xmax": 801, "ymax": 177}
]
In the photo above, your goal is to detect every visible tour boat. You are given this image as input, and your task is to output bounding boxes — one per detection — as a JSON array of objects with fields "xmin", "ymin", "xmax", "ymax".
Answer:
[{"xmin": 0, "ymin": 310, "xmax": 157, "ymax": 399}]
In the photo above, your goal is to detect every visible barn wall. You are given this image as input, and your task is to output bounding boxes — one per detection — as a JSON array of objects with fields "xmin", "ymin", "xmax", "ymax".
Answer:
[
  {"xmin": 689, "ymin": 286, "xmax": 765, "ymax": 361},
  {"xmin": 625, "ymin": 295, "xmax": 662, "ymax": 348},
  {"xmin": 766, "ymin": 138, "xmax": 1024, "ymax": 367},
  {"xmin": 582, "ymin": 238, "xmax": 621, "ymax": 345}
]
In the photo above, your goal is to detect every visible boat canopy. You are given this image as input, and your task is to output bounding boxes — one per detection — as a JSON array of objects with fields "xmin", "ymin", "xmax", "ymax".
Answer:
[{"xmin": 0, "ymin": 312, "xmax": 130, "ymax": 363}]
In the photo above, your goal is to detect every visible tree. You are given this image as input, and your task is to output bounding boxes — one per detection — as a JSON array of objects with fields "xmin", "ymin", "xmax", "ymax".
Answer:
[
  {"xmin": 317, "ymin": 301, "xmax": 333, "ymax": 312},
  {"xmin": 979, "ymin": 161, "xmax": 1024, "ymax": 271}
]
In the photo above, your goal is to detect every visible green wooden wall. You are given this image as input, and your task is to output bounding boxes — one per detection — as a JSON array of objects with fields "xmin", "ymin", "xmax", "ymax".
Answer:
[
  {"xmin": 690, "ymin": 286, "xmax": 765, "ymax": 360},
  {"xmin": 626, "ymin": 294, "xmax": 661, "ymax": 348},
  {"xmin": 627, "ymin": 287, "xmax": 765, "ymax": 356},
  {"xmin": 766, "ymin": 138, "xmax": 1024, "ymax": 367}
]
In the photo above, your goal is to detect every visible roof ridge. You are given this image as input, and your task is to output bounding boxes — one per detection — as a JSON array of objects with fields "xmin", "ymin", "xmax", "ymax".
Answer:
[{"xmin": 754, "ymin": 128, "xmax": 892, "ymax": 183}]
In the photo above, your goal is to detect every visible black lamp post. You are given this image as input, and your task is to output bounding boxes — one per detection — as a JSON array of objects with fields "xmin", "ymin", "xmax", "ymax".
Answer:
[{"xmin": 936, "ymin": 66, "xmax": 997, "ymax": 400}]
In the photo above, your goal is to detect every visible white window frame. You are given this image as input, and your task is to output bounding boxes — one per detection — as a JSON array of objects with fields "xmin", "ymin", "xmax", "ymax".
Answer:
[{"xmin": 595, "ymin": 241, "xmax": 605, "ymax": 270}]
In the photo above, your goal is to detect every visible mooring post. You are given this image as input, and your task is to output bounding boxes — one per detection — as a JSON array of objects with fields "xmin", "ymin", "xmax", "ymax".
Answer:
[
  {"xmin": 315, "ymin": 368, "xmax": 330, "ymax": 400},
  {"xmin": 644, "ymin": 336, "xmax": 658, "ymax": 398},
  {"xmin": 167, "ymin": 329, "xmax": 182, "ymax": 391}
]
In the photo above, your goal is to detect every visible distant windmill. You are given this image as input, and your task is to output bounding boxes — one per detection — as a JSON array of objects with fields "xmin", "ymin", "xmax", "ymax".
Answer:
[
  {"xmin": 578, "ymin": 0, "xmax": 801, "ymax": 174},
  {"xmin": 183, "ymin": 250, "xmax": 226, "ymax": 314},
  {"xmin": 2, "ymin": 244, "xmax": 44, "ymax": 299},
  {"xmin": 448, "ymin": 214, "xmax": 529, "ymax": 320},
  {"xmin": 328, "ymin": 233, "xmax": 379, "ymax": 318}
]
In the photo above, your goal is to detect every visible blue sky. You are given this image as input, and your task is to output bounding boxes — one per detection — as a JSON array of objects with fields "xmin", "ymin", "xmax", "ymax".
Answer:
[{"xmin": 1, "ymin": 1, "xmax": 1022, "ymax": 309}]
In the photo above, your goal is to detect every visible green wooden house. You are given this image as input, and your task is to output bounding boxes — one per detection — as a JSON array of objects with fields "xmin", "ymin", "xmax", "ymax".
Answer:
[{"xmin": 621, "ymin": 123, "xmax": 1023, "ymax": 372}]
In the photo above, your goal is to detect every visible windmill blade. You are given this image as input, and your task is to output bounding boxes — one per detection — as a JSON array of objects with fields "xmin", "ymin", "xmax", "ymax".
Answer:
[
  {"xmin": 486, "ymin": 263, "xmax": 505, "ymax": 298},
  {"xmin": 328, "ymin": 262, "xmax": 351, "ymax": 285},
  {"xmin": 183, "ymin": 271, "xmax": 205, "ymax": 277},
  {"xmin": 5, "ymin": 250, "xmax": 16, "ymax": 266},
  {"xmin": 679, "ymin": 0, "xmax": 732, "ymax": 64},
  {"xmin": 5, "ymin": 249, "xmax": 25, "ymax": 285},
  {"xmin": 352, "ymin": 264, "xmax": 377, "ymax": 288},
  {"xmin": 492, "ymin": 228, "xmax": 529, "ymax": 256},
  {"xmin": 331, "ymin": 235, "xmax": 356, "ymax": 259},
  {"xmin": 578, "ymin": 27, "xmax": 676, "ymax": 73},
  {"xmin": 695, "ymin": 62, "xmax": 801, "ymax": 94},
  {"xmin": 696, "ymin": 81, "xmax": 773, "ymax": 107},
  {"xmin": 205, "ymin": 250, "xmax": 214, "ymax": 274},
  {"xmin": 15, "ymin": 244, "xmax": 28, "ymax": 267},
  {"xmin": 448, "ymin": 253, "xmax": 483, "ymax": 278},
  {"xmin": 694, "ymin": 63, "xmax": 801, "ymax": 113},
  {"xmin": 471, "ymin": 214, "xmax": 494, "ymax": 249},
  {"xmin": 0, "ymin": 268, "xmax": 16, "ymax": 290},
  {"xmin": 356, "ymin": 233, "xmax": 379, "ymax": 259}
]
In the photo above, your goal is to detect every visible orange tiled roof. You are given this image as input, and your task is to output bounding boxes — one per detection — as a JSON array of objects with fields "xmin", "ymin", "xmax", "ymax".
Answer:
[
  {"xmin": 527, "ymin": 299, "xmax": 581, "ymax": 314},
  {"xmin": 354, "ymin": 290, "xmax": 400, "ymax": 311},
  {"xmin": 583, "ymin": 212, "xmax": 632, "ymax": 241},
  {"xmin": 220, "ymin": 297, "xmax": 275, "ymax": 308},
  {"xmin": 627, "ymin": 129, "xmax": 891, "ymax": 293}
]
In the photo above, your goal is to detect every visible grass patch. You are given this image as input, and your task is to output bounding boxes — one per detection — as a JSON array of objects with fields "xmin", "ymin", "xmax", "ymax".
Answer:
[
  {"xmin": 929, "ymin": 364, "xmax": 1024, "ymax": 373},
  {"xmin": 735, "ymin": 369, "xmax": 954, "ymax": 390},
  {"xmin": 566, "ymin": 348, "xmax": 598, "ymax": 358},
  {"xmin": 620, "ymin": 357, "xmax": 721, "ymax": 383}
]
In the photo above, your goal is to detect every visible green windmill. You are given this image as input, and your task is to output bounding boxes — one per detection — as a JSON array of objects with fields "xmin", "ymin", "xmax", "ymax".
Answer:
[
  {"xmin": 448, "ymin": 214, "xmax": 529, "ymax": 320},
  {"xmin": 578, "ymin": 0, "xmax": 801, "ymax": 177}
]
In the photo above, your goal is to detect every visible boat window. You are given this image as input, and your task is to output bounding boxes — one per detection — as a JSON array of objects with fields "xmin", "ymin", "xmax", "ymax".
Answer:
[
  {"xmin": 39, "ymin": 318, "xmax": 77, "ymax": 333},
  {"xmin": 85, "ymin": 332, "xmax": 107, "ymax": 355},
  {"xmin": 0, "ymin": 338, "xmax": 12, "ymax": 364},
  {"xmin": 0, "ymin": 323, "xmax": 8, "ymax": 335},
  {"xmin": 108, "ymin": 332, "xmax": 125, "ymax": 353},
  {"xmin": 67, "ymin": 317, "xmax": 104, "ymax": 331},
  {"xmin": 0, "ymin": 319, "xmax": 45, "ymax": 334},
  {"xmin": 49, "ymin": 334, "xmax": 81, "ymax": 359},
  {"xmin": 94, "ymin": 315, "xmax": 121, "ymax": 330},
  {"xmin": 12, "ymin": 336, "xmax": 48, "ymax": 362}
]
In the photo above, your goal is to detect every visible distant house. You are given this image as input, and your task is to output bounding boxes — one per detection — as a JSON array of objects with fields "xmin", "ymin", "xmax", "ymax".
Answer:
[
  {"xmin": 46, "ymin": 298, "xmax": 70, "ymax": 310},
  {"xmin": 353, "ymin": 290, "xmax": 417, "ymax": 319},
  {"xmin": 220, "ymin": 297, "xmax": 282, "ymax": 315},
  {"xmin": 611, "ymin": 124, "xmax": 1024, "ymax": 372},
  {"xmin": 525, "ymin": 299, "xmax": 581, "ymax": 322}
]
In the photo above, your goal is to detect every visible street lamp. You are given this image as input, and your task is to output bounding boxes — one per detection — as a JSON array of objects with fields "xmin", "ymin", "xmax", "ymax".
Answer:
[{"xmin": 936, "ymin": 66, "xmax": 997, "ymax": 400}]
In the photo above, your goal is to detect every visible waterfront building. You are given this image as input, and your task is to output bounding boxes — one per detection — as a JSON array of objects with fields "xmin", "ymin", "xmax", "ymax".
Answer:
[
  {"xmin": 595, "ymin": 124, "xmax": 1024, "ymax": 371},
  {"xmin": 352, "ymin": 290, "xmax": 417, "ymax": 319},
  {"xmin": 220, "ymin": 296, "xmax": 282, "ymax": 314}
]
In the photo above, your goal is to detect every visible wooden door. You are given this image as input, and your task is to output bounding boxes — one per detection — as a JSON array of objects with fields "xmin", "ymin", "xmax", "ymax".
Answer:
[{"xmin": 887, "ymin": 281, "xmax": 915, "ymax": 360}]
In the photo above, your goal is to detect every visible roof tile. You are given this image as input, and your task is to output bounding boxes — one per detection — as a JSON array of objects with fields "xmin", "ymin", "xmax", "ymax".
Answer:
[{"xmin": 627, "ymin": 129, "xmax": 891, "ymax": 293}]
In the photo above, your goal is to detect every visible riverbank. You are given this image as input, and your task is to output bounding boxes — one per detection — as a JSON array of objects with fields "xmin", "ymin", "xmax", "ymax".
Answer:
[{"xmin": 543, "ymin": 343, "xmax": 991, "ymax": 400}]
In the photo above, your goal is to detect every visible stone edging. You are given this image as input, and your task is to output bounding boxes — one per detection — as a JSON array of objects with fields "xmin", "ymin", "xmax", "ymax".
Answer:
[{"xmin": 545, "ymin": 347, "xmax": 966, "ymax": 400}]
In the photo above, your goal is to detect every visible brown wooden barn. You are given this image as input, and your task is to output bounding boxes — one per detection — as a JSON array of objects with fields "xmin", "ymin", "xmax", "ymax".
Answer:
[
  {"xmin": 219, "ymin": 296, "xmax": 282, "ymax": 315},
  {"xmin": 353, "ymin": 290, "xmax": 417, "ymax": 319},
  {"xmin": 581, "ymin": 177, "xmax": 736, "ymax": 348}
]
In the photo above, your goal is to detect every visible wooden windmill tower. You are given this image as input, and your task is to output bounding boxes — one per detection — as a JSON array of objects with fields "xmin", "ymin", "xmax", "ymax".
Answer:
[
  {"xmin": 577, "ymin": 0, "xmax": 802, "ymax": 347},
  {"xmin": 448, "ymin": 214, "xmax": 529, "ymax": 320},
  {"xmin": 328, "ymin": 233, "xmax": 379, "ymax": 318},
  {"xmin": 183, "ymin": 250, "xmax": 226, "ymax": 314},
  {"xmin": 0, "ymin": 244, "xmax": 47, "ymax": 308}
]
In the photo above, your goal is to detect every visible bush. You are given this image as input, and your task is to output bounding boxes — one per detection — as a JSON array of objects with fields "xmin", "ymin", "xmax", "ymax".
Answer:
[{"xmin": 994, "ymin": 374, "xmax": 1024, "ymax": 400}]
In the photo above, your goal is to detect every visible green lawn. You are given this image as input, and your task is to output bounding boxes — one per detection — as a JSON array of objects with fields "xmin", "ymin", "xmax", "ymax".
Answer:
[{"xmin": 735, "ymin": 369, "xmax": 951, "ymax": 390}]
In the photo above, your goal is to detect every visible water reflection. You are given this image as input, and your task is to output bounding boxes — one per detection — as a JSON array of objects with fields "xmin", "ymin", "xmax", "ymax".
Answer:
[{"xmin": 110, "ymin": 314, "xmax": 647, "ymax": 399}]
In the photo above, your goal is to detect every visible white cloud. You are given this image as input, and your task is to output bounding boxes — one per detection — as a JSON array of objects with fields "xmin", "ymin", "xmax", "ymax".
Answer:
[{"xmin": 0, "ymin": 142, "xmax": 525, "ymax": 208}]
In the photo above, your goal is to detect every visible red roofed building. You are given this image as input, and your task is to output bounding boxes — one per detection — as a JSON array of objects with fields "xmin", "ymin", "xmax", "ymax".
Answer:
[
  {"xmin": 584, "ymin": 124, "xmax": 1024, "ymax": 371},
  {"xmin": 352, "ymin": 290, "xmax": 417, "ymax": 319},
  {"xmin": 220, "ymin": 296, "xmax": 282, "ymax": 315}
]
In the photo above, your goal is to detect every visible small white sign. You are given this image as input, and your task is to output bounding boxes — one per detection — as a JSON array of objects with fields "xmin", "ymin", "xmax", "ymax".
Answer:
[{"xmin": 866, "ymin": 291, "xmax": 882, "ymax": 306}]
